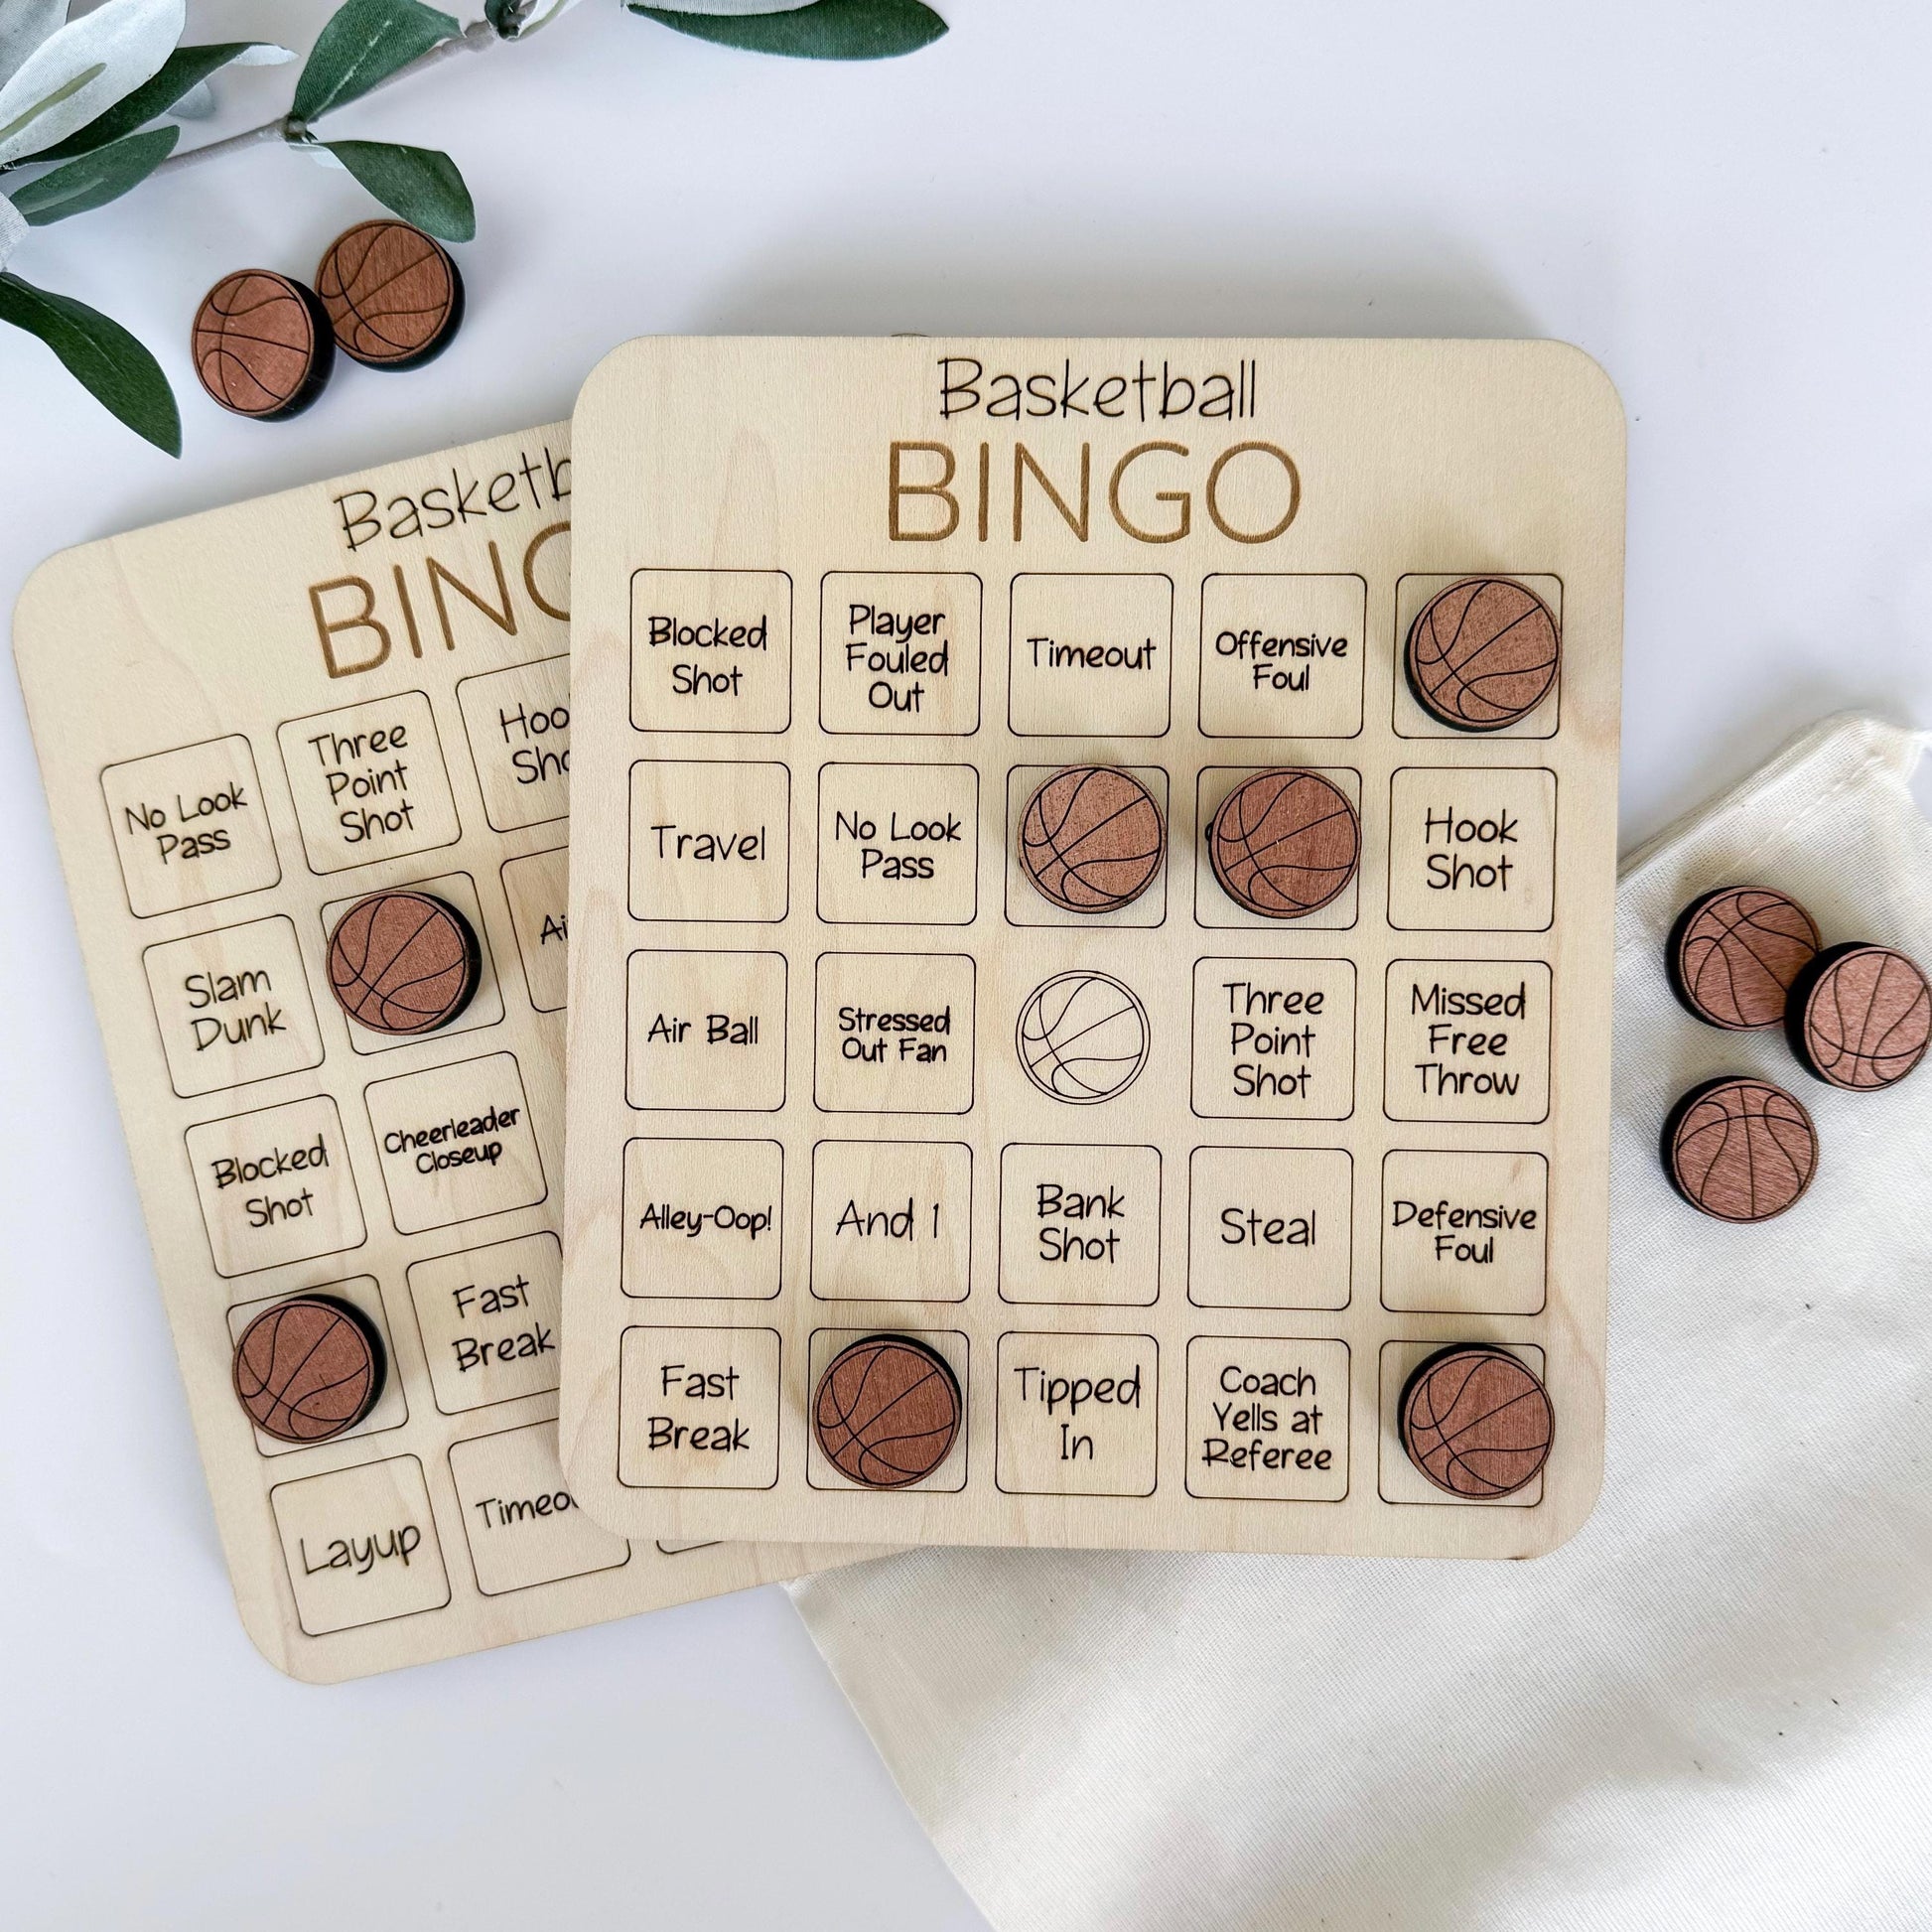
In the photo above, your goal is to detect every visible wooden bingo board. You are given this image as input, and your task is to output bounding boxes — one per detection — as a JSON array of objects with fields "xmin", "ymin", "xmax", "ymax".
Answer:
[
  {"xmin": 560, "ymin": 339, "xmax": 1624, "ymax": 1559},
  {"xmin": 12, "ymin": 425, "xmax": 866, "ymax": 1681}
]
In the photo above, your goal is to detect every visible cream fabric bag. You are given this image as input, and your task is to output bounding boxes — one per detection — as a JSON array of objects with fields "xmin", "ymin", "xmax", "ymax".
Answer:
[{"xmin": 791, "ymin": 714, "xmax": 1932, "ymax": 1932}]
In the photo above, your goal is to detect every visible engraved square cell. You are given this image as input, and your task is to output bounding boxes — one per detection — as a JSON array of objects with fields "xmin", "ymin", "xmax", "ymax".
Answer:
[
  {"xmin": 1198, "ymin": 574, "xmax": 1365, "ymax": 738},
  {"xmin": 618, "ymin": 1325, "xmax": 782, "ymax": 1489},
  {"xmin": 271, "ymin": 1454, "xmax": 451, "ymax": 1636},
  {"xmin": 814, "ymin": 952, "xmax": 975, "ymax": 1113},
  {"xmin": 186, "ymin": 1093, "xmax": 365, "ymax": 1277},
  {"xmin": 627, "ymin": 950, "xmax": 786, "ymax": 1110},
  {"xmin": 1009, "ymin": 574, "xmax": 1173, "ymax": 736},
  {"xmin": 1191, "ymin": 956, "xmax": 1356, "ymax": 1119},
  {"xmin": 363, "ymin": 1050, "xmax": 547, "ymax": 1234},
  {"xmin": 817, "ymin": 762, "xmax": 978, "ymax": 925},
  {"xmin": 1384, "ymin": 960, "xmax": 1552, "ymax": 1124},
  {"xmin": 1387, "ymin": 766, "xmax": 1556, "ymax": 932},
  {"xmin": 621, "ymin": 1137, "xmax": 783, "ymax": 1299},
  {"xmin": 457, "ymin": 654, "xmax": 571, "ymax": 832},
  {"xmin": 1187, "ymin": 1147, "xmax": 1352, "ymax": 1309},
  {"xmin": 500, "ymin": 845, "xmax": 568, "ymax": 1012},
  {"xmin": 1185, "ymin": 1336, "xmax": 1349, "ymax": 1502},
  {"xmin": 996, "ymin": 1331, "xmax": 1158, "ymax": 1497},
  {"xmin": 277, "ymin": 690, "xmax": 461, "ymax": 875},
  {"xmin": 1380, "ymin": 1150, "xmax": 1547, "ymax": 1313},
  {"xmin": 449, "ymin": 1421, "xmax": 628, "ymax": 1594},
  {"xmin": 999, "ymin": 1143, "xmax": 1161, "ymax": 1306},
  {"xmin": 143, "ymin": 914, "xmax": 324, "ymax": 1098},
  {"xmin": 631, "ymin": 568, "xmax": 791, "ymax": 733},
  {"xmin": 101, "ymin": 734, "xmax": 280, "ymax": 916},
  {"xmin": 628, "ymin": 759, "xmax": 789, "ymax": 922},
  {"xmin": 811, "ymin": 1140, "xmax": 972, "ymax": 1302},
  {"xmin": 409, "ymin": 1229, "xmax": 564, "ymax": 1412},
  {"xmin": 821, "ymin": 571, "xmax": 982, "ymax": 735}
]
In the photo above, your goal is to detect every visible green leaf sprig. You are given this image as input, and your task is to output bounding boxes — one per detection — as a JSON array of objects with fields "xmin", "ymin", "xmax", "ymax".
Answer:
[{"xmin": 1, "ymin": 0, "xmax": 947, "ymax": 453}]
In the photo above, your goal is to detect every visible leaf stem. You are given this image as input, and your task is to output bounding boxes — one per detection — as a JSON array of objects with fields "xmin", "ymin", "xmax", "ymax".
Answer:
[{"xmin": 152, "ymin": 18, "xmax": 498, "ymax": 177}]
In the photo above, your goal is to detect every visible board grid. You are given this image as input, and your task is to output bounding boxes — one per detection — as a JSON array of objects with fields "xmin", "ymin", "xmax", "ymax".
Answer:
[{"xmin": 559, "ymin": 337, "xmax": 1625, "ymax": 1559}]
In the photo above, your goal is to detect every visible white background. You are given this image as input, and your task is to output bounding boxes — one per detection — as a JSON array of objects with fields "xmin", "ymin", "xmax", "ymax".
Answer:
[{"xmin": 3, "ymin": 3, "xmax": 1929, "ymax": 1926}]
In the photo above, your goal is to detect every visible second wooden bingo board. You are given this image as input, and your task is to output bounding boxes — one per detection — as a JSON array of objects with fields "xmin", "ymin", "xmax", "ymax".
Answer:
[
  {"xmin": 560, "ymin": 338, "xmax": 1623, "ymax": 1559},
  {"xmin": 12, "ymin": 424, "xmax": 863, "ymax": 1680}
]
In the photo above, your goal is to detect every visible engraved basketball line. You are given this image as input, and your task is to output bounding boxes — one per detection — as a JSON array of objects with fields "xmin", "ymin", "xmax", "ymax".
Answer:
[
  {"xmin": 1801, "ymin": 947, "xmax": 1931, "ymax": 1089},
  {"xmin": 1403, "ymin": 1350, "xmax": 1552, "ymax": 1497},
  {"xmin": 814, "ymin": 1341, "xmax": 959, "ymax": 1486},
  {"xmin": 328, "ymin": 894, "xmax": 473, "ymax": 1034},
  {"xmin": 1674, "ymin": 887, "xmax": 1820, "ymax": 1030},
  {"xmin": 1017, "ymin": 970, "xmax": 1151, "ymax": 1103},
  {"xmin": 1209, "ymin": 769, "xmax": 1358, "ymax": 917},
  {"xmin": 1668, "ymin": 1078, "xmax": 1817, "ymax": 1221},
  {"xmin": 194, "ymin": 273, "xmax": 316, "ymax": 414},
  {"xmin": 1408, "ymin": 579, "xmax": 1560, "ymax": 730},
  {"xmin": 233, "ymin": 1302, "xmax": 376, "ymax": 1443},
  {"xmin": 317, "ymin": 222, "xmax": 455, "ymax": 364},
  {"xmin": 1021, "ymin": 767, "xmax": 1164, "ymax": 911}
]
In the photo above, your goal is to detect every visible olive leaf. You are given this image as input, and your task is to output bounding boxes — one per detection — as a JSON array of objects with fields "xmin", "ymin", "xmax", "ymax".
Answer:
[
  {"xmin": 293, "ymin": 0, "xmax": 459, "ymax": 123},
  {"xmin": 0, "ymin": 270, "xmax": 180, "ymax": 453},
  {"xmin": 11, "ymin": 122, "xmax": 178, "ymax": 222},
  {"xmin": 0, "ymin": 0, "xmax": 184, "ymax": 167},
  {"xmin": 33, "ymin": 42, "xmax": 292, "ymax": 162},
  {"xmin": 628, "ymin": 0, "xmax": 945, "ymax": 59},
  {"xmin": 321, "ymin": 139, "xmax": 475, "ymax": 241}
]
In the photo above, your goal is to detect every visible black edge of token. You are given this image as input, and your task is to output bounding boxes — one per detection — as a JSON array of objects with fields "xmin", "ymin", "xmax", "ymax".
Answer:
[{"xmin": 272, "ymin": 279, "xmax": 338, "ymax": 420}]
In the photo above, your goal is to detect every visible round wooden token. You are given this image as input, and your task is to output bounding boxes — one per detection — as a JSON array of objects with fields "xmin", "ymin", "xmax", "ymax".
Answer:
[
  {"xmin": 1019, "ymin": 765, "xmax": 1165, "ymax": 912},
  {"xmin": 1207, "ymin": 767, "xmax": 1359, "ymax": 918},
  {"xmin": 1667, "ymin": 885, "xmax": 1822, "ymax": 1031},
  {"xmin": 1785, "ymin": 941, "xmax": 1931, "ymax": 1092},
  {"xmin": 812, "ymin": 1335, "xmax": 961, "ymax": 1488},
  {"xmin": 1662, "ymin": 1075, "xmax": 1818, "ymax": 1222},
  {"xmin": 1405, "ymin": 577, "xmax": 1561, "ymax": 731},
  {"xmin": 1400, "ymin": 1344, "xmax": 1553, "ymax": 1498},
  {"xmin": 191, "ymin": 270, "xmax": 335, "ymax": 420},
  {"xmin": 232, "ymin": 1296, "xmax": 383, "ymax": 1444},
  {"xmin": 325, "ymin": 891, "xmax": 481, "ymax": 1035},
  {"xmin": 314, "ymin": 219, "xmax": 466, "ymax": 368}
]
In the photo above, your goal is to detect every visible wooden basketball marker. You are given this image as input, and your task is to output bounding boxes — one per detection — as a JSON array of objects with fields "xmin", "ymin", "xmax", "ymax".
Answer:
[
  {"xmin": 559, "ymin": 338, "xmax": 1624, "ymax": 1560},
  {"xmin": 12, "ymin": 425, "xmax": 873, "ymax": 1680}
]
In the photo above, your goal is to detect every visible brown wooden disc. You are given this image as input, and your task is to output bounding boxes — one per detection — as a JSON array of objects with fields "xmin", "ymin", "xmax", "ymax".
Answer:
[
  {"xmin": 1668, "ymin": 885, "xmax": 1821, "ymax": 1031},
  {"xmin": 1019, "ymin": 765, "xmax": 1165, "ymax": 912},
  {"xmin": 1207, "ymin": 767, "xmax": 1359, "ymax": 918},
  {"xmin": 1406, "ymin": 577, "xmax": 1561, "ymax": 731},
  {"xmin": 1787, "ymin": 942, "xmax": 1931, "ymax": 1091},
  {"xmin": 191, "ymin": 270, "xmax": 334, "ymax": 420},
  {"xmin": 232, "ymin": 1296, "xmax": 382, "ymax": 1444},
  {"xmin": 315, "ymin": 219, "xmax": 465, "ymax": 368},
  {"xmin": 812, "ymin": 1335, "xmax": 961, "ymax": 1488},
  {"xmin": 1663, "ymin": 1075, "xmax": 1818, "ymax": 1222},
  {"xmin": 325, "ymin": 891, "xmax": 480, "ymax": 1035},
  {"xmin": 1400, "ymin": 1344, "xmax": 1553, "ymax": 1497}
]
